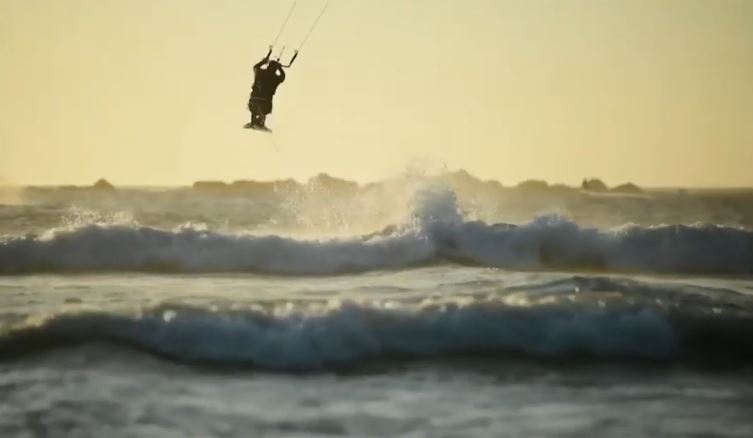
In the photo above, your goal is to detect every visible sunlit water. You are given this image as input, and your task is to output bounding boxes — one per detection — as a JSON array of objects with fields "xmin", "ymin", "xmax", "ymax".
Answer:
[{"xmin": 2, "ymin": 177, "xmax": 753, "ymax": 437}]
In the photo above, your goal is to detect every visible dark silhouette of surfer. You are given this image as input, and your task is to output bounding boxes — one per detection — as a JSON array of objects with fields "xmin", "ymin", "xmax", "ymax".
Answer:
[{"xmin": 246, "ymin": 46, "xmax": 288, "ymax": 130}]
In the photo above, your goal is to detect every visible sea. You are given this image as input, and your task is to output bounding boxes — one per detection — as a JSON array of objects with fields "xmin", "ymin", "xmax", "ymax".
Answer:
[{"xmin": 1, "ymin": 172, "xmax": 752, "ymax": 437}]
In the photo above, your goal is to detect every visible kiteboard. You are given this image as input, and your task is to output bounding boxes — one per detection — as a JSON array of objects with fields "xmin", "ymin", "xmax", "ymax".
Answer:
[{"xmin": 243, "ymin": 122, "xmax": 272, "ymax": 133}]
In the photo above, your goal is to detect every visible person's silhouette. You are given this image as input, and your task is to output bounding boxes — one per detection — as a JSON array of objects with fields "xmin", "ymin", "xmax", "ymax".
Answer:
[{"xmin": 247, "ymin": 46, "xmax": 287, "ymax": 130}]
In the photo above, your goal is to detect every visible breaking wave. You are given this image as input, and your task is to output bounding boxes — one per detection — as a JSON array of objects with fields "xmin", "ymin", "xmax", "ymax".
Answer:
[
  {"xmin": 1, "ymin": 189, "xmax": 752, "ymax": 275},
  {"xmin": 3, "ymin": 284, "xmax": 753, "ymax": 371}
]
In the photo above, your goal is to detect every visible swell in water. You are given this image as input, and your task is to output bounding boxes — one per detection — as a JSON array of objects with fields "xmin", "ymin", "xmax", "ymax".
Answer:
[
  {"xmin": 1, "ymin": 189, "xmax": 752, "ymax": 275},
  {"xmin": 2, "ymin": 275, "xmax": 753, "ymax": 371}
]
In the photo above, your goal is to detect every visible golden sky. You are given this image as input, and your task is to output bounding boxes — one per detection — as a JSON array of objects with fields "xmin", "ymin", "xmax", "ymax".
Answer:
[{"xmin": 1, "ymin": 0, "xmax": 752, "ymax": 186}]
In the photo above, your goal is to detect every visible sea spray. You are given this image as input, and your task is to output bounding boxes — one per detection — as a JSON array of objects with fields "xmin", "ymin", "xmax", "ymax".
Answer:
[{"xmin": 1, "ymin": 187, "xmax": 752, "ymax": 275}]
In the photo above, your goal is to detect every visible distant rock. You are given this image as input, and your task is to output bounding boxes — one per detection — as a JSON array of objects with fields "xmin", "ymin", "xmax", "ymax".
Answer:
[
  {"xmin": 481, "ymin": 179, "xmax": 503, "ymax": 191},
  {"xmin": 438, "ymin": 170, "xmax": 504, "ymax": 197},
  {"xmin": 308, "ymin": 173, "xmax": 359, "ymax": 194},
  {"xmin": 192, "ymin": 178, "xmax": 303, "ymax": 196},
  {"xmin": 24, "ymin": 179, "xmax": 116, "ymax": 194},
  {"xmin": 517, "ymin": 179, "xmax": 549, "ymax": 191},
  {"xmin": 549, "ymin": 183, "xmax": 573, "ymax": 191},
  {"xmin": 186, "ymin": 172, "xmax": 646, "ymax": 200},
  {"xmin": 610, "ymin": 182, "xmax": 643, "ymax": 194},
  {"xmin": 193, "ymin": 181, "xmax": 229, "ymax": 192},
  {"xmin": 271, "ymin": 179, "xmax": 300, "ymax": 193},
  {"xmin": 231, "ymin": 180, "xmax": 277, "ymax": 192},
  {"xmin": 92, "ymin": 179, "xmax": 115, "ymax": 191},
  {"xmin": 581, "ymin": 178, "xmax": 608, "ymax": 192}
]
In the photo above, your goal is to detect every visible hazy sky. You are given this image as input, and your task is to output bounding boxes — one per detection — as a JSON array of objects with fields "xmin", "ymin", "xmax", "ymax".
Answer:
[{"xmin": 1, "ymin": 0, "xmax": 752, "ymax": 186}]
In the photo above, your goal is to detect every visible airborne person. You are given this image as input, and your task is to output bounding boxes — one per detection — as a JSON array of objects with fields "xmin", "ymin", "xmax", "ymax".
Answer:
[
  {"xmin": 245, "ymin": 46, "xmax": 292, "ymax": 130},
  {"xmin": 243, "ymin": 2, "xmax": 325, "ymax": 131}
]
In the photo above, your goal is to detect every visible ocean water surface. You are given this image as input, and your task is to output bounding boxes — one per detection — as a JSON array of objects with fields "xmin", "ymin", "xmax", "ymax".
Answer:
[{"xmin": 1, "ymin": 174, "xmax": 753, "ymax": 437}]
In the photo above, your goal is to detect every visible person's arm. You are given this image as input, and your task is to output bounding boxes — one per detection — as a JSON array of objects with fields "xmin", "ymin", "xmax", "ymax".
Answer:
[{"xmin": 254, "ymin": 46, "xmax": 273, "ymax": 70}]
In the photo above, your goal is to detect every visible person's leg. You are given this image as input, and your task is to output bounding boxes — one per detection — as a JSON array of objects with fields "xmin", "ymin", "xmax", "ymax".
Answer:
[
  {"xmin": 257, "ymin": 100, "xmax": 272, "ymax": 128},
  {"xmin": 248, "ymin": 96, "xmax": 255, "ymax": 123}
]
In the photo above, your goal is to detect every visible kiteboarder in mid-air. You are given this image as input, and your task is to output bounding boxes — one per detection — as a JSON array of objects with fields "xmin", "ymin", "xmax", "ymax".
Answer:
[
  {"xmin": 243, "ymin": 2, "xmax": 327, "ymax": 132},
  {"xmin": 245, "ymin": 46, "xmax": 291, "ymax": 130}
]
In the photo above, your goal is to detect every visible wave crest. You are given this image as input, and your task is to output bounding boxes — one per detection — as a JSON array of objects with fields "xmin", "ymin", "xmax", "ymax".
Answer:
[
  {"xmin": 4, "ymin": 293, "xmax": 753, "ymax": 371},
  {"xmin": 0, "ymin": 301, "xmax": 680, "ymax": 370},
  {"xmin": 1, "ymin": 189, "xmax": 752, "ymax": 275}
]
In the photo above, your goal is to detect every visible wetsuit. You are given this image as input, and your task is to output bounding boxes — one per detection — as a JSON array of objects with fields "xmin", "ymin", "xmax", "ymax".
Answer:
[{"xmin": 248, "ymin": 49, "xmax": 286, "ymax": 128}]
